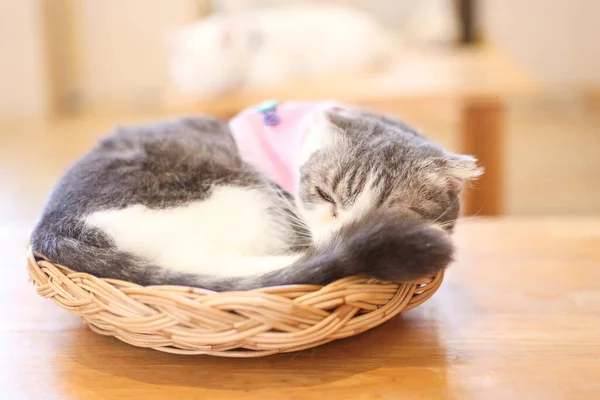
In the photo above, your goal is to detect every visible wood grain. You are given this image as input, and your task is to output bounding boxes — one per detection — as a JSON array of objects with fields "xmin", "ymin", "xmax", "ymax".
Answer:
[
  {"xmin": 460, "ymin": 99, "xmax": 505, "ymax": 215},
  {"xmin": 3, "ymin": 218, "xmax": 599, "ymax": 399}
]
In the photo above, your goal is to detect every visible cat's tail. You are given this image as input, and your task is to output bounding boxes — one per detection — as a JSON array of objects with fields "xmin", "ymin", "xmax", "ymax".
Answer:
[
  {"xmin": 178, "ymin": 210, "xmax": 454, "ymax": 291},
  {"xmin": 30, "ymin": 210, "xmax": 453, "ymax": 292}
]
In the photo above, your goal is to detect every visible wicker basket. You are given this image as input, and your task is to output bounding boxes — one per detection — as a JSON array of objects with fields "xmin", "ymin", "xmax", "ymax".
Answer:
[{"xmin": 26, "ymin": 249, "xmax": 444, "ymax": 357}]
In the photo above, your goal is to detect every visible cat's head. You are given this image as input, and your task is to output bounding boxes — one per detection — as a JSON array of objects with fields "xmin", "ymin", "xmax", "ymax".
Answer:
[{"xmin": 296, "ymin": 108, "xmax": 483, "ymax": 245}]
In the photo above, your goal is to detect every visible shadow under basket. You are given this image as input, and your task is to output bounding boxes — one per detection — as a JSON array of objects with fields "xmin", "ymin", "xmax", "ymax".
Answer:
[{"xmin": 26, "ymin": 249, "xmax": 444, "ymax": 357}]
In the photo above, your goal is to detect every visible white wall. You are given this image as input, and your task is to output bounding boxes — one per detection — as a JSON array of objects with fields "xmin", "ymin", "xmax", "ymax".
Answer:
[
  {"xmin": 73, "ymin": 0, "xmax": 201, "ymax": 110},
  {"xmin": 482, "ymin": 0, "xmax": 600, "ymax": 90},
  {"xmin": 0, "ymin": 0, "xmax": 49, "ymax": 119}
]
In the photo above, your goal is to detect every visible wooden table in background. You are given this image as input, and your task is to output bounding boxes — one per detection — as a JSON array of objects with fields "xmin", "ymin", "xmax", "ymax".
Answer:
[
  {"xmin": 2, "ymin": 217, "xmax": 599, "ymax": 399},
  {"xmin": 169, "ymin": 46, "xmax": 537, "ymax": 216}
]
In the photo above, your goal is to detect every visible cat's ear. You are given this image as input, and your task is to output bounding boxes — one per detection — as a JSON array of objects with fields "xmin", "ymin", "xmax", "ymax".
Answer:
[
  {"xmin": 428, "ymin": 154, "xmax": 484, "ymax": 192},
  {"xmin": 445, "ymin": 154, "xmax": 484, "ymax": 191},
  {"xmin": 219, "ymin": 25, "xmax": 233, "ymax": 47},
  {"xmin": 301, "ymin": 107, "xmax": 346, "ymax": 140},
  {"xmin": 296, "ymin": 107, "xmax": 349, "ymax": 166},
  {"xmin": 445, "ymin": 154, "xmax": 484, "ymax": 181},
  {"xmin": 322, "ymin": 107, "xmax": 355, "ymax": 131}
]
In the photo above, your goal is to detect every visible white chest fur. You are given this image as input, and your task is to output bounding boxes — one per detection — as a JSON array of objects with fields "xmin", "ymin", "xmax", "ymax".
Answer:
[{"xmin": 85, "ymin": 185, "xmax": 300, "ymax": 276}]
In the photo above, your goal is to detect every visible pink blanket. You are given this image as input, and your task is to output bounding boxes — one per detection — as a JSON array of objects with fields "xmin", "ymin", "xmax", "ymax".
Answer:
[{"xmin": 229, "ymin": 100, "xmax": 341, "ymax": 193}]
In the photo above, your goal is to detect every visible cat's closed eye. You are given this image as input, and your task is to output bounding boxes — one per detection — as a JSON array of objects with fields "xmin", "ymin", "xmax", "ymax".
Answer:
[{"xmin": 316, "ymin": 187, "xmax": 335, "ymax": 204}]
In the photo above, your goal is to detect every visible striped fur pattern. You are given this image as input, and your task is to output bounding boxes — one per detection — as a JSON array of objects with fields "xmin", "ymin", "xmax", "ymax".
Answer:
[{"xmin": 296, "ymin": 109, "xmax": 483, "ymax": 245}]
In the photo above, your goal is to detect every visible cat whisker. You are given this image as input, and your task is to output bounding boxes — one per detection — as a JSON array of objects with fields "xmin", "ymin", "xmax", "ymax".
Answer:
[{"xmin": 429, "ymin": 196, "xmax": 460, "ymax": 227}]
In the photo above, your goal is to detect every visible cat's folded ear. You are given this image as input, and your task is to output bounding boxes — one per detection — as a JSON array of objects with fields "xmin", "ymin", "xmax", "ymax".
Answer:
[
  {"xmin": 323, "ymin": 107, "xmax": 352, "ymax": 129},
  {"xmin": 426, "ymin": 154, "xmax": 484, "ymax": 192},
  {"xmin": 301, "ymin": 107, "xmax": 351, "ymax": 143},
  {"xmin": 446, "ymin": 154, "xmax": 484, "ymax": 191},
  {"xmin": 297, "ymin": 107, "xmax": 348, "ymax": 165},
  {"xmin": 446, "ymin": 154, "xmax": 485, "ymax": 181}
]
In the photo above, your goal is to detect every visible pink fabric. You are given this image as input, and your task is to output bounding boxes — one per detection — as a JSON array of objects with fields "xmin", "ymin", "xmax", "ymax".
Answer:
[{"xmin": 229, "ymin": 101, "xmax": 339, "ymax": 193}]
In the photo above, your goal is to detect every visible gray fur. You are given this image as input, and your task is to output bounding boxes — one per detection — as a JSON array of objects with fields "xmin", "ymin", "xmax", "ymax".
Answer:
[
  {"xmin": 298, "ymin": 109, "xmax": 481, "ymax": 230},
  {"xmin": 31, "ymin": 109, "xmax": 481, "ymax": 291}
]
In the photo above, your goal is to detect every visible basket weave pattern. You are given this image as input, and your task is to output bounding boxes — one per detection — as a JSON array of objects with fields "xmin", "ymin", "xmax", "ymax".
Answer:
[{"xmin": 27, "ymin": 250, "xmax": 443, "ymax": 357}]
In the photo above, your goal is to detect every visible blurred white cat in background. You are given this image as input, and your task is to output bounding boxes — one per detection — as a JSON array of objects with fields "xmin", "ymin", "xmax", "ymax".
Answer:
[
  {"xmin": 166, "ymin": 1, "xmax": 458, "ymax": 98},
  {"xmin": 166, "ymin": 4, "xmax": 393, "ymax": 98}
]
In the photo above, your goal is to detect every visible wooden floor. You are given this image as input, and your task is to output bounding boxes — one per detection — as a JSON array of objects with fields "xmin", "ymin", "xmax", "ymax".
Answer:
[{"xmin": 1, "ymin": 101, "xmax": 599, "ymax": 398}]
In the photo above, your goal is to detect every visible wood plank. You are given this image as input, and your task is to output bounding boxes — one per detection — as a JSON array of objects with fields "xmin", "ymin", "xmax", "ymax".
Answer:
[{"xmin": 460, "ymin": 99, "xmax": 505, "ymax": 215}]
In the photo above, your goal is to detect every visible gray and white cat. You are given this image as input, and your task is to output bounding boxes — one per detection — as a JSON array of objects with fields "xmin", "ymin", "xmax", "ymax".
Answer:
[{"xmin": 30, "ymin": 109, "xmax": 482, "ymax": 291}]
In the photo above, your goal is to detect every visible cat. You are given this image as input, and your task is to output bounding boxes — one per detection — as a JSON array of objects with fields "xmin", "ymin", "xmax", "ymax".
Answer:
[
  {"xmin": 30, "ymin": 108, "xmax": 483, "ymax": 291},
  {"xmin": 214, "ymin": 0, "xmax": 459, "ymax": 46},
  {"xmin": 166, "ymin": 4, "xmax": 393, "ymax": 97}
]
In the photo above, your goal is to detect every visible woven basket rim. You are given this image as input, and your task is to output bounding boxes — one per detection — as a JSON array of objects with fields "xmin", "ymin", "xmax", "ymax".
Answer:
[
  {"xmin": 29, "ymin": 249, "xmax": 440, "ymax": 291},
  {"xmin": 26, "ymin": 247, "xmax": 444, "ymax": 357}
]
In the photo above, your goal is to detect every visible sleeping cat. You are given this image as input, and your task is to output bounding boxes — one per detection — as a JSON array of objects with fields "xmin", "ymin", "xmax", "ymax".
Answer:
[
  {"xmin": 30, "ymin": 108, "xmax": 482, "ymax": 291},
  {"xmin": 167, "ymin": 4, "xmax": 392, "ymax": 97}
]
